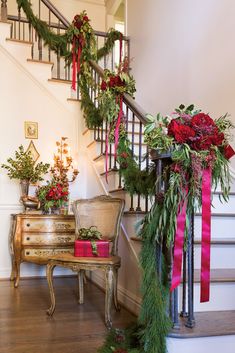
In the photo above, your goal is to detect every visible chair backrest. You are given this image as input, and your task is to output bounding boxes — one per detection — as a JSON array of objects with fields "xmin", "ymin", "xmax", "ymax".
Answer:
[{"xmin": 72, "ymin": 195, "xmax": 125, "ymax": 255}]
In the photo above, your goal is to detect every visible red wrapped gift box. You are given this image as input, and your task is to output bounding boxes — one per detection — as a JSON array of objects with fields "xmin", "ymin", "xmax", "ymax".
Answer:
[{"xmin": 74, "ymin": 240, "xmax": 110, "ymax": 257}]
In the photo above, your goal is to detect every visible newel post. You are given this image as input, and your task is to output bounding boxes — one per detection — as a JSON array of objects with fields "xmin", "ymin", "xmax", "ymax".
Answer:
[{"xmin": 1, "ymin": 0, "xmax": 8, "ymax": 22}]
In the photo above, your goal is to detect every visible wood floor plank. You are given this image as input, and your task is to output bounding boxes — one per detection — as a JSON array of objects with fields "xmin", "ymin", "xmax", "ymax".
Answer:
[{"xmin": 0, "ymin": 277, "xmax": 136, "ymax": 353}]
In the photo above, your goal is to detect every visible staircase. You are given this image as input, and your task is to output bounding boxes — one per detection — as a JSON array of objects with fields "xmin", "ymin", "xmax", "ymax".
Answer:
[{"xmin": 1, "ymin": 1, "xmax": 235, "ymax": 352}]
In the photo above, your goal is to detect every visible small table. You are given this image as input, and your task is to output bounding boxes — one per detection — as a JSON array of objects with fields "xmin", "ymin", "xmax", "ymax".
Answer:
[{"xmin": 10, "ymin": 213, "xmax": 75, "ymax": 287}]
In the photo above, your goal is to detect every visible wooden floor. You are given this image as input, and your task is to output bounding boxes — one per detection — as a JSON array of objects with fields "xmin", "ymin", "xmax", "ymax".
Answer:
[{"xmin": 0, "ymin": 277, "xmax": 136, "ymax": 353}]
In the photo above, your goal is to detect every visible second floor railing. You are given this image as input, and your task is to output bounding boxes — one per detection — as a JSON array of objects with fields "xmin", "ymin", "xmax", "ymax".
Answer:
[{"xmin": 5, "ymin": 0, "xmax": 129, "ymax": 84}]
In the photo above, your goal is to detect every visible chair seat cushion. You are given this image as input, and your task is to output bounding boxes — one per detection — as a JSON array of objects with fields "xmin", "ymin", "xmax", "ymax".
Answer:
[{"xmin": 48, "ymin": 252, "xmax": 121, "ymax": 265}]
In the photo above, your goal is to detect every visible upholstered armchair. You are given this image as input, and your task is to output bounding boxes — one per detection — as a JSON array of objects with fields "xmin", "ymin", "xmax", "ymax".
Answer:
[{"xmin": 46, "ymin": 195, "xmax": 125, "ymax": 328}]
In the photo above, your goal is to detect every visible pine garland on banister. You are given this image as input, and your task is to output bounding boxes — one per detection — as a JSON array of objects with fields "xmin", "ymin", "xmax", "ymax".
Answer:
[
  {"xmin": 16, "ymin": 0, "xmax": 123, "ymax": 127},
  {"xmin": 14, "ymin": 2, "xmax": 235, "ymax": 352}
]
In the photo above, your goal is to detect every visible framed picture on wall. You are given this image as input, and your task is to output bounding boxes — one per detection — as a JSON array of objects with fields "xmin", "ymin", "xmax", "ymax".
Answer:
[
  {"xmin": 26, "ymin": 140, "xmax": 40, "ymax": 163},
  {"xmin": 24, "ymin": 121, "xmax": 38, "ymax": 139}
]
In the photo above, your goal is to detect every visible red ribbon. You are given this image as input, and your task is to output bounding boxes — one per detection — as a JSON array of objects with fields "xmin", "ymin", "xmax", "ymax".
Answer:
[
  {"xmin": 119, "ymin": 33, "xmax": 123, "ymax": 67},
  {"xmin": 114, "ymin": 96, "xmax": 123, "ymax": 158},
  {"xmin": 170, "ymin": 190, "xmax": 188, "ymax": 292},
  {"xmin": 72, "ymin": 38, "xmax": 77, "ymax": 91},
  {"xmin": 72, "ymin": 39, "xmax": 82, "ymax": 91},
  {"xmin": 200, "ymin": 167, "xmax": 212, "ymax": 302}
]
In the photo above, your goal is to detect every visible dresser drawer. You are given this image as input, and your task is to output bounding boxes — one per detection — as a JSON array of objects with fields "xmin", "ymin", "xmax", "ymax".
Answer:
[
  {"xmin": 23, "ymin": 248, "xmax": 74, "ymax": 258},
  {"xmin": 22, "ymin": 233, "xmax": 75, "ymax": 245},
  {"xmin": 22, "ymin": 218, "xmax": 75, "ymax": 232}
]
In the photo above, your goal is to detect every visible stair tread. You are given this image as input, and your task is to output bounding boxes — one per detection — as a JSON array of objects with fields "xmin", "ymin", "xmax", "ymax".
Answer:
[
  {"xmin": 124, "ymin": 211, "xmax": 147, "ymax": 215},
  {"xmin": 194, "ymin": 269, "xmax": 235, "ymax": 283},
  {"xmin": 48, "ymin": 78, "xmax": 72, "ymax": 84},
  {"xmin": 194, "ymin": 237, "xmax": 235, "ymax": 245},
  {"xmin": 67, "ymin": 98, "xmax": 80, "ymax": 102},
  {"xmin": 131, "ymin": 236, "xmax": 235, "ymax": 245},
  {"xmin": 27, "ymin": 58, "xmax": 54, "ymax": 65},
  {"xmin": 195, "ymin": 212, "xmax": 235, "ymax": 217},
  {"xmin": 109, "ymin": 188, "xmax": 125, "ymax": 193},
  {"xmin": 6, "ymin": 38, "xmax": 33, "ymax": 45},
  {"xmin": 169, "ymin": 310, "xmax": 235, "ymax": 338},
  {"xmin": 93, "ymin": 152, "xmax": 115, "ymax": 161},
  {"xmin": 89, "ymin": 139, "xmax": 147, "ymax": 147}
]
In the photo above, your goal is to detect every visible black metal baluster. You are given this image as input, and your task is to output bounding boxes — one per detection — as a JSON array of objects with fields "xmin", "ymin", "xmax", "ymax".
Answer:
[
  {"xmin": 136, "ymin": 122, "xmax": 142, "ymax": 211},
  {"xmin": 18, "ymin": 4, "xmax": 21, "ymax": 40},
  {"xmin": 48, "ymin": 9, "xmax": 51, "ymax": 62},
  {"xmin": 38, "ymin": 1, "xmax": 42, "ymax": 60},
  {"xmin": 180, "ymin": 249, "xmax": 187, "ymax": 317},
  {"xmin": 128, "ymin": 111, "xmax": 135, "ymax": 211},
  {"xmin": 57, "ymin": 20, "xmax": 61, "ymax": 78},
  {"xmin": 145, "ymin": 146, "xmax": 149, "ymax": 213},
  {"xmin": 185, "ymin": 212, "xmax": 195, "ymax": 328}
]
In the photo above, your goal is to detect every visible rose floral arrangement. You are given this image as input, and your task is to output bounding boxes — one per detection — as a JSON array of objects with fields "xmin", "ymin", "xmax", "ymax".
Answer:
[
  {"xmin": 37, "ymin": 179, "xmax": 69, "ymax": 213},
  {"xmin": 66, "ymin": 11, "xmax": 95, "ymax": 90},
  {"xmin": 99, "ymin": 60, "xmax": 136, "ymax": 179}
]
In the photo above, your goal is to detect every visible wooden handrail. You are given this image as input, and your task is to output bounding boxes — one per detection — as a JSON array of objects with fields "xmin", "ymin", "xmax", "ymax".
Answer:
[{"xmin": 41, "ymin": 0, "xmax": 70, "ymax": 27}]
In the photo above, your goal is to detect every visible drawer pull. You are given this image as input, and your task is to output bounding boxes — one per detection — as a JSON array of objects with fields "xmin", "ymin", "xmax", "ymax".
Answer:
[
  {"xmin": 26, "ymin": 251, "xmax": 30, "ymax": 255},
  {"xmin": 26, "ymin": 223, "xmax": 30, "ymax": 227},
  {"xmin": 26, "ymin": 237, "xmax": 30, "ymax": 241}
]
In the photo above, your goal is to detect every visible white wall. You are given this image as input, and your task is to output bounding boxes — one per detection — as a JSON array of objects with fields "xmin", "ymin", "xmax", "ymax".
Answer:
[
  {"xmin": 0, "ymin": 34, "xmax": 86, "ymax": 278},
  {"xmin": 6, "ymin": 0, "xmax": 106, "ymax": 32},
  {"xmin": 127, "ymin": 0, "xmax": 235, "ymax": 127}
]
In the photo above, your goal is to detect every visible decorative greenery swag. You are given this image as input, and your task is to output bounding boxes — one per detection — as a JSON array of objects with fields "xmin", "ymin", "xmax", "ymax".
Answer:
[{"xmin": 15, "ymin": 3, "xmax": 235, "ymax": 353}]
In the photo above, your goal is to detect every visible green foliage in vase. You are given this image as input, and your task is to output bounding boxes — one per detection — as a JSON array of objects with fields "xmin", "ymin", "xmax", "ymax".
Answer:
[
  {"xmin": 78, "ymin": 226, "xmax": 102, "ymax": 240},
  {"xmin": 1, "ymin": 145, "xmax": 50, "ymax": 183}
]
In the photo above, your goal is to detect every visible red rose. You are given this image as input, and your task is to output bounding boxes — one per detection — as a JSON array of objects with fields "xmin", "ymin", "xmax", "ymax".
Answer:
[
  {"xmin": 120, "ymin": 152, "xmax": 128, "ymax": 159},
  {"xmin": 211, "ymin": 132, "xmax": 224, "ymax": 146},
  {"xmin": 83, "ymin": 16, "xmax": 89, "ymax": 22},
  {"xmin": 74, "ymin": 20, "xmax": 82, "ymax": 29},
  {"xmin": 168, "ymin": 119, "xmax": 195, "ymax": 143},
  {"xmin": 224, "ymin": 145, "xmax": 235, "ymax": 160},
  {"xmin": 114, "ymin": 349, "xmax": 128, "ymax": 353},
  {"xmin": 191, "ymin": 136, "xmax": 212, "ymax": 151},
  {"xmin": 101, "ymin": 80, "xmax": 107, "ymax": 91},
  {"xmin": 191, "ymin": 113, "xmax": 216, "ymax": 134},
  {"xmin": 108, "ymin": 76, "xmax": 116, "ymax": 87}
]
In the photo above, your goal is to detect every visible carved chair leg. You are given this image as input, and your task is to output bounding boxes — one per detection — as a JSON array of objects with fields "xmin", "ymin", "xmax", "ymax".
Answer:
[
  {"xmin": 78, "ymin": 270, "xmax": 84, "ymax": 304},
  {"xmin": 46, "ymin": 262, "xmax": 56, "ymax": 316},
  {"xmin": 113, "ymin": 267, "xmax": 120, "ymax": 311},
  {"xmin": 105, "ymin": 266, "xmax": 114, "ymax": 329}
]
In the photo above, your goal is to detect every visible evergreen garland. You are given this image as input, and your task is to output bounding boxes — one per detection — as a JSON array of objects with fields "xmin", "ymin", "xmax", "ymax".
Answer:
[
  {"xmin": 17, "ymin": 0, "xmax": 69, "ymax": 56},
  {"xmin": 117, "ymin": 137, "xmax": 156, "ymax": 197}
]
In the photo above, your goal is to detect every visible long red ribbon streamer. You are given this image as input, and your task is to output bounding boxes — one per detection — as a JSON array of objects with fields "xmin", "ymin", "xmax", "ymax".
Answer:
[
  {"xmin": 119, "ymin": 33, "xmax": 123, "ymax": 67},
  {"xmin": 114, "ymin": 96, "xmax": 123, "ymax": 158},
  {"xmin": 200, "ymin": 168, "xmax": 212, "ymax": 302},
  {"xmin": 72, "ymin": 38, "xmax": 76, "ymax": 91},
  {"xmin": 170, "ymin": 193, "xmax": 188, "ymax": 292}
]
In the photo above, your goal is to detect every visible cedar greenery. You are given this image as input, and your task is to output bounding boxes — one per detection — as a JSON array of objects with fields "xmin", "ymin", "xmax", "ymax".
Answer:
[
  {"xmin": 1, "ymin": 145, "xmax": 50, "ymax": 183},
  {"xmin": 12, "ymin": 3, "xmax": 235, "ymax": 353}
]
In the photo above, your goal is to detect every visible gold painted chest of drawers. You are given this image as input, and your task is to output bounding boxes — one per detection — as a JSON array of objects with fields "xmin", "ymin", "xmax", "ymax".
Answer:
[{"xmin": 10, "ymin": 214, "xmax": 75, "ymax": 287}]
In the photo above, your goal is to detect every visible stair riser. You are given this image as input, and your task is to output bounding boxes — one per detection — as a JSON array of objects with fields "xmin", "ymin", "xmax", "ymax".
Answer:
[
  {"xmin": 122, "ymin": 214, "xmax": 146, "ymax": 236},
  {"xmin": 4, "ymin": 40, "xmax": 32, "ymax": 62},
  {"xmin": 101, "ymin": 173, "xmax": 120, "ymax": 191},
  {"xmin": 168, "ymin": 335, "xmax": 235, "ymax": 353},
  {"xmin": 195, "ymin": 216, "xmax": 235, "ymax": 239},
  {"xmin": 88, "ymin": 141, "xmax": 147, "ymax": 161},
  {"xmin": 194, "ymin": 245, "xmax": 235, "ymax": 269},
  {"xmin": 189, "ymin": 282, "xmax": 235, "ymax": 311},
  {"xmin": 0, "ymin": 23, "xmax": 11, "ymax": 44}
]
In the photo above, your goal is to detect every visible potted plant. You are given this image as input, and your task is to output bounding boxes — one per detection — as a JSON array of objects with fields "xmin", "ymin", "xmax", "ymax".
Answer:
[
  {"xmin": 36, "ymin": 179, "xmax": 69, "ymax": 214},
  {"xmin": 1, "ymin": 145, "xmax": 50, "ymax": 197}
]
